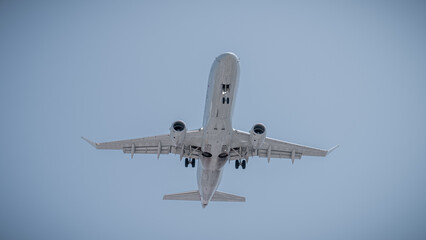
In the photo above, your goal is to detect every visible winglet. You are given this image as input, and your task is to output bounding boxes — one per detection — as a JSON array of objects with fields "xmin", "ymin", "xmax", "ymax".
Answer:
[
  {"xmin": 326, "ymin": 145, "xmax": 340, "ymax": 156},
  {"xmin": 81, "ymin": 136, "xmax": 99, "ymax": 149}
]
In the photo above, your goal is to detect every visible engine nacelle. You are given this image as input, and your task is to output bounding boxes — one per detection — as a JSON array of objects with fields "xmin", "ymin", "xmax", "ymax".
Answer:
[
  {"xmin": 250, "ymin": 123, "xmax": 266, "ymax": 149},
  {"xmin": 170, "ymin": 120, "xmax": 187, "ymax": 146}
]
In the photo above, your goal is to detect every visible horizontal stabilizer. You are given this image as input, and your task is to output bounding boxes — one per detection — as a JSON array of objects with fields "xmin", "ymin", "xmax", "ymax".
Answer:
[
  {"xmin": 163, "ymin": 191, "xmax": 200, "ymax": 201},
  {"xmin": 211, "ymin": 191, "xmax": 245, "ymax": 202}
]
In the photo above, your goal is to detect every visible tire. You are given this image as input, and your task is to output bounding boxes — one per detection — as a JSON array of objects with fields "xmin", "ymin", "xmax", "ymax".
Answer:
[
  {"xmin": 185, "ymin": 158, "xmax": 189, "ymax": 168},
  {"xmin": 191, "ymin": 158, "xmax": 196, "ymax": 168},
  {"xmin": 241, "ymin": 160, "xmax": 246, "ymax": 169},
  {"xmin": 235, "ymin": 160, "xmax": 240, "ymax": 169}
]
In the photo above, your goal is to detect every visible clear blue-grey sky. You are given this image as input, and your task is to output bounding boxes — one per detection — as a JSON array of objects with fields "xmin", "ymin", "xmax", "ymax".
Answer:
[{"xmin": 1, "ymin": 1, "xmax": 425, "ymax": 239}]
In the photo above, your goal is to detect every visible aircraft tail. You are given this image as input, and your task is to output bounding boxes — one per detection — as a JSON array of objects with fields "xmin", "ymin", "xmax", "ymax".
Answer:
[
  {"xmin": 211, "ymin": 191, "xmax": 245, "ymax": 202},
  {"xmin": 163, "ymin": 191, "xmax": 201, "ymax": 201},
  {"xmin": 163, "ymin": 190, "xmax": 245, "ymax": 202}
]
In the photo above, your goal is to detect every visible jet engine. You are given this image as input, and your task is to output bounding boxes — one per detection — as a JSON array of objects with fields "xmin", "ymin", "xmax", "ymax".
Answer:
[
  {"xmin": 170, "ymin": 120, "xmax": 187, "ymax": 146},
  {"xmin": 250, "ymin": 123, "xmax": 266, "ymax": 149}
]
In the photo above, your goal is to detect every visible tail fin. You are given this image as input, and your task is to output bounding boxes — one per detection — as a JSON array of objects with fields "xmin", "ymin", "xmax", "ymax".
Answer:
[
  {"xmin": 163, "ymin": 191, "xmax": 200, "ymax": 201},
  {"xmin": 211, "ymin": 191, "xmax": 245, "ymax": 202}
]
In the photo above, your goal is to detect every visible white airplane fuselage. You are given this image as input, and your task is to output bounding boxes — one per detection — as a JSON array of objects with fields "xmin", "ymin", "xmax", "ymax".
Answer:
[
  {"xmin": 82, "ymin": 52, "xmax": 337, "ymax": 208},
  {"xmin": 197, "ymin": 53, "xmax": 240, "ymax": 207}
]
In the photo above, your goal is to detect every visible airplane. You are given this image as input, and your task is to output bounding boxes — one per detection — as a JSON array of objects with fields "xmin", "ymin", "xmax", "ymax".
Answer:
[{"xmin": 82, "ymin": 52, "xmax": 339, "ymax": 208}]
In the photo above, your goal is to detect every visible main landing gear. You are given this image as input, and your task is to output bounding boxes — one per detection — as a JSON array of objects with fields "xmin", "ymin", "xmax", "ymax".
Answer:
[
  {"xmin": 185, "ymin": 158, "xmax": 196, "ymax": 168},
  {"xmin": 235, "ymin": 159, "xmax": 247, "ymax": 169}
]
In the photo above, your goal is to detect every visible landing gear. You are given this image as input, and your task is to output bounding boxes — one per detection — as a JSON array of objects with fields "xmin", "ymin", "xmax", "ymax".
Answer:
[
  {"xmin": 185, "ymin": 158, "xmax": 196, "ymax": 168},
  {"xmin": 235, "ymin": 159, "xmax": 247, "ymax": 169},
  {"xmin": 241, "ymin": 159, "xmax": 246, "ymax": 169},
  {"xmin": 235, "ymin": 160, "xmax": 240, "ymax": 169}
]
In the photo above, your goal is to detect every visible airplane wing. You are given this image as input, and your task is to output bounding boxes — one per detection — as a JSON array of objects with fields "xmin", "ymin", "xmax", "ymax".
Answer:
[
  {"xmin": 230, "ymin": 130, "xmax": 339, "ymax": 163},
  {"xmin": 82, "ymin": 129, "xmax": 204, "ymax": 159}
]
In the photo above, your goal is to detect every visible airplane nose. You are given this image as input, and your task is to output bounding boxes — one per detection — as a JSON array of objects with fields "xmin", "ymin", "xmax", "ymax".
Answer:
[{"xmin": 216, "ymin": 52, "xmax": 239, "ymax": 62}]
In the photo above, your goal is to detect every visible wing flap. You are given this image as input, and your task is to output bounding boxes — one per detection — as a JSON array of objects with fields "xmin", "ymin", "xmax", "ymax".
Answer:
[
  {"xmin": 257, "ymin": 149, "xmax": 303, "ymax": 159},
  {"xmin": 123, "ymin": 145, "xmax": 171, "ymax": 154}
]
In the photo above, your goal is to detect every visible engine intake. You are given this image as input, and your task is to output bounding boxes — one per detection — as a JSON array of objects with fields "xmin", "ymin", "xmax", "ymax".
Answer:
[
  {"xmin": 250, "ymin": 123, "xmax": 266, "ymax": 149},
  {"xmin": 170, "ymin": 120, "xmax": 187, "ymax": 146}
]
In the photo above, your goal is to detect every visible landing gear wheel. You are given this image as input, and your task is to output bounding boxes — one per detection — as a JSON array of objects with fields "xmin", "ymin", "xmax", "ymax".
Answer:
[
  {"xmin": 185, "ymin": 158, "xmax": 189, "ymax": 168},
  {"xmin": 191, "ymin": 158, "xmax": 196, "ymax": 168},
  {"xmin": 241, "ymin": 160, "xmax": 246, "ymax": 169},
  {"xmin": 235, "ymin": 160, "xmax": 240, "ymax": 169},
  {"xmin": 227, "ymin": 97, "xmax": 230, "ymax": 104}
]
